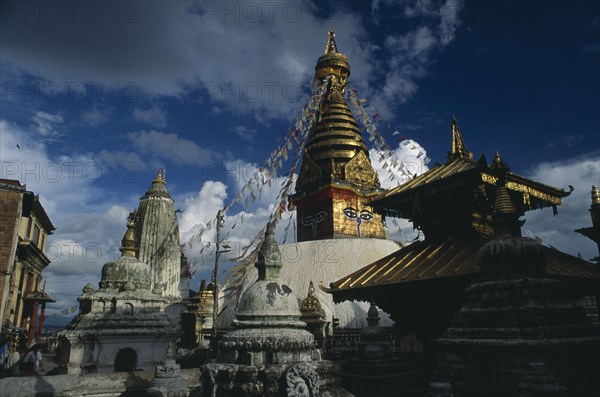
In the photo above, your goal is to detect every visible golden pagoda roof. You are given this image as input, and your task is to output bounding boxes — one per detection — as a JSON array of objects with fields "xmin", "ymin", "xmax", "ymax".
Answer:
[
  {"xmin": 372, "ymin": 117, "xmax": 572, "ymax": 214},
  {"xmin": 322, "ymin": 235, "xmax": 600, "ymax": 293}
]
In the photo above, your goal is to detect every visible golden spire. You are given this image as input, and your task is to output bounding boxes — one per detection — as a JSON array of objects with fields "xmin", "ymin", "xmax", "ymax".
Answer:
[
  {"xmin": 120, "ymin": 211, "xmax": 137, "ymax": 257},
  {"xmin": 296, "ymin": 31, "xmax": 379, "ymax": 191},
  {"xmin": 324, "ymin": 30, "xmax": 339, "ymax": 54},
  {"xmin": 448, "ymin": 115, "xmax": 473, "ymax": 161},
  {"xmin": 592, "ymin": 185, "xmax": 599, "ymax": 205},
  {"xmin": 301, "ymin": 281, "xmax": 323, "ymax": 312},
  {"xmin": 314, "ymin": 30, "xmax": 350, "ymax": 84}
]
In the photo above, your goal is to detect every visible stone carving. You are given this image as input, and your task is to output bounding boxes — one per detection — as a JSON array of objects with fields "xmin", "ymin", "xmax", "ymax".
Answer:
[
  {"xmin": 82, "ymin": 282, "xmax": 95, "ymax": 293},
  {"xmin": 285, "ymin": 363, "xmax": 320, "ymax": 397},
  {"xmin": 148, "ymin": 342, "xmax": 188, "ymax": 397}
]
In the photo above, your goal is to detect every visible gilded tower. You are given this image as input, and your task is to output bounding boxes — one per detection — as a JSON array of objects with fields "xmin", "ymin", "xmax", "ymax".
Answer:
[
  {"xmin": 135, "ymin": 169, "xmax": 182, "ymax": 299},
  {"xmin": 292, "ymin": 31, "xmax": 385, "ymax": 241}
]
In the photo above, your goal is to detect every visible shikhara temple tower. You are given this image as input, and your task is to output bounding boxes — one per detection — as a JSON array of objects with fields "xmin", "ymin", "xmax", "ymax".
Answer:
[
  {"xmin": 135, "ymin": 169, "xmax": 182, "ymax": 299},
  {"xmin": 292, "ymin": 31, "xmax": 385, "ymax": 242}
]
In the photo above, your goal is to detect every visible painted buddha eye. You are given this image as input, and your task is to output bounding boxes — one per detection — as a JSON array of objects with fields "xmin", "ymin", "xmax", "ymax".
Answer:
[
  {"xmin": 359, "ymin": 210, "xmax": 373, "ymax": 221},
  {"xmin": 343, "ymin": 207, "xmax": 358, "ymax": 219},
  {"xmin": 313, "ymin": 211, "xmax": 327, "ymax": 222},
  {"xmin": 302, "ymin": 216, "xmax": 314, "ymax": 226}
]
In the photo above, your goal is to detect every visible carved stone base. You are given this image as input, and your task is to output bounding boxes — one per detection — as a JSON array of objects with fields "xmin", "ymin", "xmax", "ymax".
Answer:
[{"xmin": 200, "ymin": 361, "xmax": 353, "ymax": 397}]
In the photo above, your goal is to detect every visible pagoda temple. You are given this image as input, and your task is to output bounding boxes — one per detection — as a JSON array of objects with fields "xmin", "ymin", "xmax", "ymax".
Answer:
[
  {"xmin": 324, "ymin": 117, "xmax": 600, "ymax": 348},
  {"xmin": 291, "ymin": 31, "xmax": 385, "ymax": 242}
]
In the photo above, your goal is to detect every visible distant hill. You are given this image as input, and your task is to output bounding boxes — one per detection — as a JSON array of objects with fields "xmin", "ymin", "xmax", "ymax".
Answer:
[{"xmin": 43, "ymin": 315, "xmax": 74, "ymax": 333}]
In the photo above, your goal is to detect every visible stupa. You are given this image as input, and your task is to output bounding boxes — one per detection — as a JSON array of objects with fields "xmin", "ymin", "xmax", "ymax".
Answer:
[
  {"xmin": 59, "ymin": 213, "xmax": 179, "ymax": 374},
  {"xmin": 201, "ymin": 221, "xmax": 351, "ymax": 396},
  {"xmin": 338, "ymin": 302, "xmax": 425, "ymax": 396},
  {"xmin": 218, "ymin": 31, "xmax": 401, "ymax": 331}
]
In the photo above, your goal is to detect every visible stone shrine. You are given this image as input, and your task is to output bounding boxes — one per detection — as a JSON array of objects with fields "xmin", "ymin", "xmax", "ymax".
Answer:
[
  {"xmin": 59, "ymin": 213, "xmax": 179, "ymax": 374},
  {"xmin": 201, "ymin": 221, "xmax": 351, "ymax": 396}
]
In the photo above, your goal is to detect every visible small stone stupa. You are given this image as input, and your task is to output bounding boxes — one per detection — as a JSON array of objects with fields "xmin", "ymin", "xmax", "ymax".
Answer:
[
  {"xmin": 300, "ymin": 281, "xmax": 327, "ymax": 349},
  {"xmin": 60, "ymin": 212, "xmax": 179, "ymax": 374},
  {"xmin": 339, "ymin": 302, "xmax": 425, "ymax": 396},
  {"xmin": 201, "ymin": 221, "xmax": 351, "ymax": 396}
]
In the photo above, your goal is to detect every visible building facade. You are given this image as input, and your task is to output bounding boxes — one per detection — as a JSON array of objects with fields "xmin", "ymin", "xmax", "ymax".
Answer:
[{"xmin": 0, "ymin": 179, "xmax": 55, "ymax": 341}]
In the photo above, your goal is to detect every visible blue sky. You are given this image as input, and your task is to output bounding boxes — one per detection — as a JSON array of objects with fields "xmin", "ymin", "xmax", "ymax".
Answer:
[{"xmin": 1, "ymin": 0, "xmax": 599, "ymax": 314}]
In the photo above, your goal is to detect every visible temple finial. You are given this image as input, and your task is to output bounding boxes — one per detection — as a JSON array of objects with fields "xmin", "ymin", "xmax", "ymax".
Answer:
[
  {"xmin": 491, "ymin": 151, "xmax": 509, "ymax": 172},
  {"xmin": 325, "ymin": 30, "xmax": 338, "ymax": 54},
  {"xmin": 367, "ymin": 300, "xmax": 380, "ymax": 327},
  {"xmin": 145, "ymin": 168, "xmax": 171, "ymax": 198},
  {"xmin": 120, "ymin": 211, "xmax": 138, "ymax": 257},
  {"xmin": 592, "ymin": 185, "xmax": 599, "ymax": 205},
  {"xmin": 448, "ymin": 115, "xmax": 472, "ymax": 161},
  {"xmin": 256, "ymin": 220, "xmax": 282, "ymax": 280},
  {"xmin": 154, "ymin": 168, "xmax": 166, "ymax": 184}
]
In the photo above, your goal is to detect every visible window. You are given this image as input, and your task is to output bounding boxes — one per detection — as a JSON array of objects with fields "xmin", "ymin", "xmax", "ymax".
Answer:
[
  {"xmin": 32, "ymin": 225, "xmax": 40, "ymax": 247},
  {"xmin": 41, "ymin": 233, "xmax": 47, "ymax": 251},
  {"xmin": 27, "ymin": 217, "xmax": 33, "ymax": 238}
]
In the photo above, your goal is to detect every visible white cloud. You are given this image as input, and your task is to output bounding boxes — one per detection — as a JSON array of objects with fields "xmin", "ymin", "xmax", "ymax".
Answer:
[
  {"xmin": 1, "ymin": 1, "xmax": 463, "ymax": 121},
  {"xmin": 31, "ymin": 111, "xmax": 63, "ymax": 137},
  {"xmin": 178, "ymin": 158, "xmax": 298, "ymax": 281},
  {"xmin": 81, "ymin": 105, "xmax": 112, "ymax": 127},
  {"xmin": 523, "ymin": 152, "xmax": 600, "ymax": 261},
  {"xmin": 128, "ymin": 130, "xmax": 218, "ymax": 166},
  {"xmin": 0, "ymin": 119, "xmax": 138, "ymax": 315},
  {"xmin": 370, "ymin": 138, "xmax": 430, "ymax": 189},
  {"xmin": 369, "ymin": 138, "xmax": 429, "ymax": 243},
  {"xmin": 179, "ymin": 181, "xmax": 229, "ymax": 243},
  {"xmin": 233, "ymin": 125, "xmax": 258, "ymax": 142},
  {"xmin": 133, "ymin": 105, "xmax": 167, "ymax": 128},
  {"xmin": 376, "ymin": 0, "xmax": 464, "ymax": 107}
]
